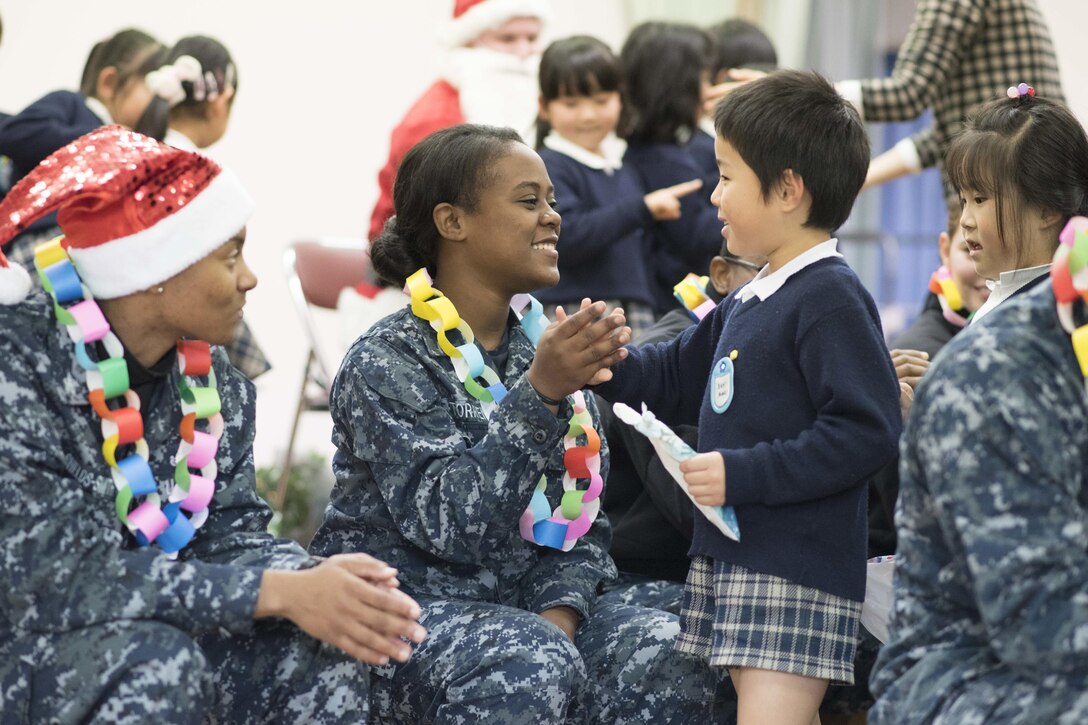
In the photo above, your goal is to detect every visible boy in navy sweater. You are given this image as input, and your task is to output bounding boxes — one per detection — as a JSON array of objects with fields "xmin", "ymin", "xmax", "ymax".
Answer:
[{"xmin": 593, "ymin": 69, "xmax": 901, "ymax": 725}]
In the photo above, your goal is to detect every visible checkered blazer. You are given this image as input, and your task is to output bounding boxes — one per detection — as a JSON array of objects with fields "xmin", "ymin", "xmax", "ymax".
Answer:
[{"xmin": 858, "ymin": 0, "xmax": 1064, "ymax": 209}]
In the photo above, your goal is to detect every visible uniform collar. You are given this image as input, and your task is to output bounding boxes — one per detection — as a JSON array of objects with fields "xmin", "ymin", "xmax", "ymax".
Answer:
[
  {"xmin": 543, "ymin": 131, "xmax": 626, "ymax": 173},
  {"xmin": 972, "ymin": 264, "xmax": 1051, "ymax": 323},
  {"xmin": 737, "ymin": 238, "xmax": 841, "ymax": 303}
]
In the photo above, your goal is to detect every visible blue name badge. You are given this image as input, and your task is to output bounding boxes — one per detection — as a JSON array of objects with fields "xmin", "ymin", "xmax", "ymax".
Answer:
[{"xmin": 711, "ymin": 356, "xmax": 735, "ymax": 413}]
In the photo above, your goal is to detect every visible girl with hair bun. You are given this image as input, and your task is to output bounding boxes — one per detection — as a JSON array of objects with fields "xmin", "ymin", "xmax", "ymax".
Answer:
[
  {"xmin": 313, "ymin": 123, "xmax": 723, "ymax": 722},
  {"xmin": 144, "ymin": 35, "xmax": 238, "ymax": 151}
]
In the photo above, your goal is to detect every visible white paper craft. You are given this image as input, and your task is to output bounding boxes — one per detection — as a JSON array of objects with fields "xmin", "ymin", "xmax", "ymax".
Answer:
[
  {"xmin": 612, "ymin": 402, "xmax": 740, "ymax": 541},
  {"xmin": 861, "ymin": 556, "xmax": 895, "ymax": 643}
]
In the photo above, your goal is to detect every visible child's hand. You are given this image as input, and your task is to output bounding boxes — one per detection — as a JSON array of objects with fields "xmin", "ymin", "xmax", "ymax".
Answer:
[
  {"xmin": 528, "ymin": 299, "xmax": 630, "ymax": 401},
  {"xmin": 644, "ymin": 179, "xmax": 703, "ymax": 220},
  {"xmin": 702, "ymin": 67, "xmax": 768, "ymax": 115},
  {"xmin": 680, "ymin": 452, "xmax": 726, "ymax": 506}
]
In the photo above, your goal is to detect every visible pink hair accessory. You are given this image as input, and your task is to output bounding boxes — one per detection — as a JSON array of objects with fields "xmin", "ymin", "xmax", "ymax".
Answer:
[
  {"xmin": 1006, "ymin": 82, "xmax": 1035, "ymax": 100},
  {"xmin": 146, "ymin": 55, "xmax": 206, "ymax": 107}
]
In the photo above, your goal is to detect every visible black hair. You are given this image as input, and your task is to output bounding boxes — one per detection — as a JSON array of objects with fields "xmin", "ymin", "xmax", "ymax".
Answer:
[
  {"xmin": 370, "ymin": 124, "xmax": 525, "ymax": 286},
  {"xmin": 946, "ymin": 93, "xmax": 1088, "ymax": 263},
  {"xmin": 141, "ymin": 35, "xmax": 237, "ymax": 142},
  {"xmin": 706, "ymin": 18, "xmax": 777, "ymax": 81},
  {"xmin": 79, "ymin": 28, "xmax": 167, "ymax": 140},
  {"xmin": 713, "ymin": 69, "xmax": 868, "ymax": 232},
  {"xmin": 536, "ymin": 35, "xmax": 621, "ymax": 148},
  {"xmin": 619, "ymin": 22, "xmax": 713, "ymax": 144}
]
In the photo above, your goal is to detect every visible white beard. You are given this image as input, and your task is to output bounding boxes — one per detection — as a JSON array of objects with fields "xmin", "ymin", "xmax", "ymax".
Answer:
[{"xmin": 440, "ymin": 48, "xmax": 540, "ymax": 143}]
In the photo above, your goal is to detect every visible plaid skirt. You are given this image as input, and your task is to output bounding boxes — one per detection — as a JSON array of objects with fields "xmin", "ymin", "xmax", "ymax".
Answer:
[{"xmin": 675, "ymin": 556, "xmax": 861, "ymax": 684}]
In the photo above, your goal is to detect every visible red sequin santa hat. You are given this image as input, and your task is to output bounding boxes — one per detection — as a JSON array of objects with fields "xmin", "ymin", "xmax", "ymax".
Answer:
[
  {"xmin": 442, "ymin": 0, "xmax": 551, "ymax": 48},
  {"xmin": 0, "ymin": 125, "xmax": 253, "ymax": 304}
]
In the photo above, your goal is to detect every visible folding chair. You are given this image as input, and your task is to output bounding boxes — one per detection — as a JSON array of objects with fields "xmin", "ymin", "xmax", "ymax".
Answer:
[{"xmin": 272, "ymin": 238, "xmax": 370, "ymax": 511}]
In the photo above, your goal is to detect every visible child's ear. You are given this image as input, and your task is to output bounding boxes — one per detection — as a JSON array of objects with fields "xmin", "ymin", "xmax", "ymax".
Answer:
[
  {"xmin": 210, "ymin": 87, "xmax": 234, "ymax": 120},
  {"xmin": 937, "ymin": 231, "xmax": 952, "ymax": 267},
  {"xmin": 95, "ymin": 66, "xmax": 120, "ymax": 101},
  {"xmin": 538, "ymin": 95, "xmax": 549, "ymax": 121},
  {"xmin": 433, "ymin": 202, "xmax": 469, "ymax": 242},
  {"xmin": 776, "ymin": 168, "xmax": 806, "ymax": 212},
  {"xmin": 1039, "ymin": 206, "xmax": 1063, "ymax": 231}
]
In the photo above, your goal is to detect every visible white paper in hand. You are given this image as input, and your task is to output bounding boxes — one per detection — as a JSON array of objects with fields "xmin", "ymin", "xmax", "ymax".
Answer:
[
  {"xmin": 612, "ymin": 402, "xmax": 740, "ymax": 541},
  {"xmin": 860, "ymin": 556, "xmax": 895, "ymax": 643}
]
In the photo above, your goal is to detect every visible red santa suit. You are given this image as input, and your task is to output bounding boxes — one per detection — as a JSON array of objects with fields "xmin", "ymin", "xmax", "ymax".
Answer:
[{"xmin": 368, "ymin": 0, "xmax": 549, "ymax": 240}]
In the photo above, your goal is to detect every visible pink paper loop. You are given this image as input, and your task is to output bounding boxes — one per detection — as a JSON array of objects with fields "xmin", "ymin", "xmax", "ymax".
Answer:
[
  {"xmin": 186, "ymin": 430, "xmax": 218, "ymax": 469},
  {"xmin": 129, "ymin": 500, "xmax": 170, "ymax": 542},
  {"xmin": 68, "ymin": 299, "xmax": 110, "ymax": 343},
  {"xmin": 563, "ymin": 508, "xmax": 593, "ymax": 540},
  {"xmin": 518, "ymin": 508, "xmax": 537, "ymax": 542},
  {"xmin": 180, "ymin": 474, "xmax": 215, "ymax": 512}
]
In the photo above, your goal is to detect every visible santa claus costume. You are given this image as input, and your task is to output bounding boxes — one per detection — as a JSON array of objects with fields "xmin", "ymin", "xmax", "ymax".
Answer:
[{"xmin": 367, "ymin": 0, "xmax": 551, "ymax": 240}]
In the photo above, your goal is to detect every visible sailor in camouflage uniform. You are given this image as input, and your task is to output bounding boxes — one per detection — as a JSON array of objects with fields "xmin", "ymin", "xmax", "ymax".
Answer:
[
  {"xmin": 869, "ymin": 280, "xmax": 1088, "ymax": 724},
  {"xmin": 312, "ymin": 124, "xmax": 723, "ymax": 723},
  {"xmin": 0, "ymin": 127, "xmax": 422, "ymax": 724}
]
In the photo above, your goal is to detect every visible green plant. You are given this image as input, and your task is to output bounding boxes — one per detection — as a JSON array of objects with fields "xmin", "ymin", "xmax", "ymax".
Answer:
[{"xmin": 255, "ymin": 451, "xmax": 328, "ymax": 544}]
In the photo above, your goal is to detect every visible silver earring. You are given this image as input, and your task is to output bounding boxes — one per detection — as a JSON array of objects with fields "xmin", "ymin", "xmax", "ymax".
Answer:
[{"xmin": 155, "ymin": 287, "xmax": 165, "ymax": 294}]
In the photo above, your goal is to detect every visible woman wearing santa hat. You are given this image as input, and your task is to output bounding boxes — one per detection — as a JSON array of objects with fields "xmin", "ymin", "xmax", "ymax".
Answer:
[{"xmin": 0, "ymin": 126, "xmax": 423, "ymax": 723}]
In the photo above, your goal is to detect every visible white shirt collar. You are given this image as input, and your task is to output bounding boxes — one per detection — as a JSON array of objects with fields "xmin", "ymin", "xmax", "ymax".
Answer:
[
  {"xmin": 736, "ymin": 238, "xmax": 842, "ymax": 303},
  {"xmin": 970, "ymin": 263, "xmax": 1051, "ymax": 323},
  {"xmin": 83, "ymin": 96, "xmax": 113, "ymax": 125},
  {"xmin": 543, "ymin": 131, "xmax": 625, "ymax": 173},
  {"xmin": 164, "ymin": 128, "xmax": 199, "ymax": 151}
]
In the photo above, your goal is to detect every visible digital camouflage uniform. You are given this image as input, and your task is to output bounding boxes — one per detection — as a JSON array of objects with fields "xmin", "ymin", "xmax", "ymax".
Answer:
[
  {"xmin": 0, "ymin": 294, "xmax": 370, "ymax": 724},
  {"xmin": 870, "ymin": 282, "xmax": 1088, "ymax": 724},
  {"xmin": 311, "ymin": 306, "xmax": 723, "ymax": 723}
]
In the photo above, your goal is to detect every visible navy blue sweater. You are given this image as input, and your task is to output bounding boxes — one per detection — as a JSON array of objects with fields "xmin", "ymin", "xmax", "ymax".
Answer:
[
  {"xmin": 596, "ymin": 257, "xmax": 901, "ymax": 600},
  {"xmin": 0, "ymin": 90, "xmax": 103, "ymax": 237},
  {"xmin": 534, "ymin": 147, "xmax": 656, "ymax": 308},
  {"xmin": 622, "ymin": 140, "xmax": 724, "ymax": 314}
]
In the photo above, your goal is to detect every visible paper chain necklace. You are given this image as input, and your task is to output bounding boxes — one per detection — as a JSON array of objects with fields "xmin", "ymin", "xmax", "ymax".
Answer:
[
  {"xmin": 404, "ymin": 268, "xmax": 602, "ymax": 551},
  {"xmin": 1053, "ymin": 217, "xmax": 1088, "ymax": 393},
  {"xmin": 34, "ymin": 238, "xmax": 219, "ymax": 556},
  {"xmin": 928, "ymin": 266, "xmax": 970, "ymax": 328},
  {"xmin": 673, "ymin": 273, "xmax": 716, "ymax": 321}
]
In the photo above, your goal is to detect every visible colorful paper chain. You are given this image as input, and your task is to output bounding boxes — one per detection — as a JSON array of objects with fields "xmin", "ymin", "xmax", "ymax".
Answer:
[
  {"xmin": 673, "ymin": 273, "xmax": 716, "ymax": 321},
  {"xmin": 1053, "ymin": 217, "xmax": 1088, "ymax": 391},
  {"xmin": 928, "ymin": 266, "xmax": 969, "ymax": 328},
  {"xmin": 34, "ymin": 237, "xmax": 219, "ymax": 556},
  {"xmin": 404, "ymin": 268, "xmax": 601, "ymax": 550}
]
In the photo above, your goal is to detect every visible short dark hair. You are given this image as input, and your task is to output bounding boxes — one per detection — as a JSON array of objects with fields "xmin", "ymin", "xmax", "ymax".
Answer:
[
  {"xmin": 536, "ymin": 35, "xmax": 621, "ymax": 148},
  {"xmin": 706, "ymin": 18, "xmax": 777, "ymax": 79},
  {"xmin": 619, "ymin": 22, "xmax": 713, "ymax": 144},
  {"xmin": 946, "ymin": 94, "xmax": 1088, "ymax": 263},
  {"xmin": 713, "ymin": 69, "xmax": 868, "ymax": 232},
  {"xmin": 369, "ymin": 124, "xmax": 524, "ymax": 286}
]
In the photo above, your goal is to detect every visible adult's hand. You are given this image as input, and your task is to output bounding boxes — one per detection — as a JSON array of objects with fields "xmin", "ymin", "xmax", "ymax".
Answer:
[
  {"xmin": 529, "ymin": 300, "xmax": 630, "ymax": 401},
  {"xmin": 539, "ymin": 606, "xmax": 580, "ymax": 642},
  {"xmin": 256, "ymin": 553, "xmax": 426, "ymax": 666},
  {"xmin": 891, "ymin": 349, "xmax": 930, "ymax": 389}
]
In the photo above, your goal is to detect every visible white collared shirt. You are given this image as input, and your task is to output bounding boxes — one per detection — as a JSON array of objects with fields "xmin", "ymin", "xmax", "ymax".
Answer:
[
  {"xmin": 736, "ymin": 238, "xmax": 842, "ymax": 303},
  {"xmin": 164, "ymin": 128, "xmax": 198, "ymax": 152},
  {"xmin": 83, "ymin": 96, "xmax": 113, "ymax": 125},
  {"xmin": 543, "ymin": 131, "xmax": 626, "ymax": 174},
  {"xmin": 970, "ymin": 263, "xmax": 1051, "ymax": 323}
]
